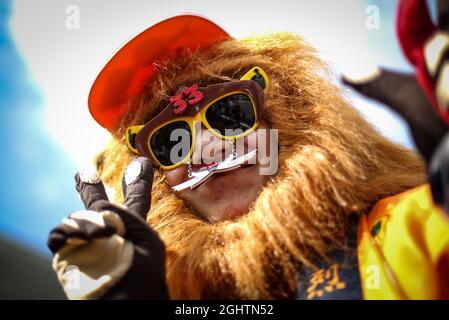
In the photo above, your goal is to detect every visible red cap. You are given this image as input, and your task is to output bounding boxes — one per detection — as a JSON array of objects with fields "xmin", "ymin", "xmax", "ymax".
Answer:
[{"xmin": 88, "ymin": 14, "xmax": 230, "ymax": 131}]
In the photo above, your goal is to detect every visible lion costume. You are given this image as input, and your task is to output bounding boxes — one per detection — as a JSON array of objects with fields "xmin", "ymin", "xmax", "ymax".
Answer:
[{"xmin": 48, "ymin": 6, "xmax": 449, "ymax": 300}]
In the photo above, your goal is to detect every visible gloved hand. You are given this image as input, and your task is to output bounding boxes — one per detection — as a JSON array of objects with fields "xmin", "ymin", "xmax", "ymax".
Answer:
[
  {"xmin": 343, "ymin": 69, "xmax": 447, "ymax": 163},
  {"xmin": 47, "ymin": 157, "xmax": 168, "ymax": 300},
  {"xmin": 343, "ymin": 0, "xmax": 449, "ymax": 163},
  {"xmin": 343, "ymin": 0, "xmax": 449, "ymax": 214}
]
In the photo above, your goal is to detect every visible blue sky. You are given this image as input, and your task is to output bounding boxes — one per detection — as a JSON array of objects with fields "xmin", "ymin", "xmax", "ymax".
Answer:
[
  {"xmin": 0, "ymin": 0, "xmax": 81, "ymax": 254},
  {"xmin": 0, "ymin": 0, "xmax": 434, "ymax": 255}
]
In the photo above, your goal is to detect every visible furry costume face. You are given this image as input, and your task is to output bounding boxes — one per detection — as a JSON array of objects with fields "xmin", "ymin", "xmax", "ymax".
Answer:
[
  {"xmin": 96, "ymin": 33, "xmax": 426, "ymax": 299},
  {"xmin": 162, "ymin": 119, "xmax": 274, "ymax": 222}
]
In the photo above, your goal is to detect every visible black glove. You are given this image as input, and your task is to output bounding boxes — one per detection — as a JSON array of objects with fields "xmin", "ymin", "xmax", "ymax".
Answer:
[
  {"xmin": 342, "ymin": 69, "xmax": 448, "ymax": 163},
  {"xmin": 48, "ymin": 157, "xmax": 168, "ymax": 299},
  {"xmin": 342, "ymin": 0, "xmax": 449, "ymax": 214},
  {"xmin": 342, "ymin": 0, "xmax": 449, "ymax": 163}
]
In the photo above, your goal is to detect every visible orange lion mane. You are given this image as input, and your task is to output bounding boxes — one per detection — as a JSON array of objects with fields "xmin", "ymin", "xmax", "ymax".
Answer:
[{"xmin": 95, "ymin": 33, "xmax": 426, "ymax": 299}]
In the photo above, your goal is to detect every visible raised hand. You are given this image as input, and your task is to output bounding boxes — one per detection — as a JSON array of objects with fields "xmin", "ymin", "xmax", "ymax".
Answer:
[
  {"xmin": 48, "ymin": 157, "xmax": 168, "ymax": 299},
  {"xmin": 343, "ymin": 0, "xmax": 449, "ymax": 213},
  {"xmin": 342, "ymin": 69, "xmax": 448, "ymax": 162}
]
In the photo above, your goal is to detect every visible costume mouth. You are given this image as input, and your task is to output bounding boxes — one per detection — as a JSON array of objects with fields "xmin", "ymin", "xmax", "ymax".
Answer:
[{"xmin": 172, "ymin": 149, "xmax": 258, "ymax": 191}]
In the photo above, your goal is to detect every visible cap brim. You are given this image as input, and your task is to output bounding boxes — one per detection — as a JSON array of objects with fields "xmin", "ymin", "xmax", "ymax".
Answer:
[{"xmin": 88, "ymin": 14, "xmax": 230, "ymax": 131}]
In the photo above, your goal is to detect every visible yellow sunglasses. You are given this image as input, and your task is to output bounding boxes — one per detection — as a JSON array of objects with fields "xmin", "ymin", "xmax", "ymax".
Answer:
[{"xmin": 126, "ymin": 66, "xmax": 269, "ymax": 170}]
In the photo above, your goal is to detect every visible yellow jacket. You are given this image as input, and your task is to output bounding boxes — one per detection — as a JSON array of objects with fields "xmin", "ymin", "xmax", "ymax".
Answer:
[{"xmin": 358, "ymin": 185, "xmax": 449, "ymax": 299}]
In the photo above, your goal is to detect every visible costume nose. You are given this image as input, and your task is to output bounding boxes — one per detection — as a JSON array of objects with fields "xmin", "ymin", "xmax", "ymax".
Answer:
[{"xmin": 191, "ymin": 123, "xmax": 233, "ymax": 166}]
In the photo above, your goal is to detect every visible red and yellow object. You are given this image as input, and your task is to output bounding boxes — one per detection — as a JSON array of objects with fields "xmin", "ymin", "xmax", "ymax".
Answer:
[{"xmin": 358, "ymin": 185, "xmax": 449, "ymax": 299}]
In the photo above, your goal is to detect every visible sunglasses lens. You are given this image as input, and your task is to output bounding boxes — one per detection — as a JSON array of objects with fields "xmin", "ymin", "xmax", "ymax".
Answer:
[
  {"xmin": 149, "ymin": 121, "xmax": 192, "ymax": 167},
  {"xmin": 205, "ymin": 93, "xmax": 256, "ymax": 136}
]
